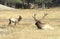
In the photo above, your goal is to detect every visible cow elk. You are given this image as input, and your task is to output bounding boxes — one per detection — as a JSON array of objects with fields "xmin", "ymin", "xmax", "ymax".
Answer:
[{"xmin": 8, "ymin": 16, "xmax": 22, "ymax": 26}]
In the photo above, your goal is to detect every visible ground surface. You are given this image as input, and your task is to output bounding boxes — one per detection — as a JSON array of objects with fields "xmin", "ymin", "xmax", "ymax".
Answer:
[{"xmin": 0, "ymin": 9, "xmax": 60, "ymax": 39}]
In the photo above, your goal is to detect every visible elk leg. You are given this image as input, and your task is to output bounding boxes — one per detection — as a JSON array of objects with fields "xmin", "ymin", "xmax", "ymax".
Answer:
[{"xmin": 8, "ymin": 19, "xmax": 11, "ymax": 26}]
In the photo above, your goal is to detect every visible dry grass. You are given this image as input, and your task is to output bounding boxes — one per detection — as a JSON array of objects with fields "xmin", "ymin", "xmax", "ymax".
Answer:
[{"xmin": 0, "ymin": 9, "xmax": 60, "ymax": 39}]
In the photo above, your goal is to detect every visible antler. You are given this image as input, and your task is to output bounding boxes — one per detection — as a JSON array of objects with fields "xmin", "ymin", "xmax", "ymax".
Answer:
[
  {"xmin": 42, "ymin": 13, "xmax": 48, "ymax": 19},
  {"xmin": 32, "ymin": 14, "xmax": 38, "ymax": 22}
]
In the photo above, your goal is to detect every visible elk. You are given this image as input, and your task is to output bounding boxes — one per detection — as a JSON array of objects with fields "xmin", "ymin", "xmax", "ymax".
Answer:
[
  {"xmin": 33, "ymin": 13, "xmax": 54, "ymax": 30},
  {"xmin": 8, "ymin": 16, "xmax": 22, "ymax": 26}
]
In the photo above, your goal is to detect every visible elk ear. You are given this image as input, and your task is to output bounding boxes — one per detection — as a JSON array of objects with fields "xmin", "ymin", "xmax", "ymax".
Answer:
[{"xmin": 19, "ymin": 16, "xmax": 22, "ymax": 18}]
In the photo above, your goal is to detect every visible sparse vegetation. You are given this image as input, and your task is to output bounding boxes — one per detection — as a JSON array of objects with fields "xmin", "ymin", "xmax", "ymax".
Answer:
[{"xmin": 0, "ymin": 9, "xmax": 59, "ymax": 39}]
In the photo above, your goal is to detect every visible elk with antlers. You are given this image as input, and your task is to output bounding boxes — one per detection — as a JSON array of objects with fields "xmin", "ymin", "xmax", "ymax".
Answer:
[
  {"xmin": 8, "ymin": 16, "xmax": 22, "ymax": 26},
  {"xmin": 33, "ymin": 13, "xmax": 54, "ymax": 30}
]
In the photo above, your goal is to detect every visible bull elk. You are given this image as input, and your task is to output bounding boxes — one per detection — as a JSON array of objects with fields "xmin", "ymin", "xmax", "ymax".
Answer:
[{"xmin": 33, "ymin": 13, "xmax": 54, "ymax": 30}]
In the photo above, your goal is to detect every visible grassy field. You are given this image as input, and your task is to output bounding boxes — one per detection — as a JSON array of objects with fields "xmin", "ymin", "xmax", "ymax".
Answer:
[{"xmin": 0, "ymin": 9, "xmax": 60, "ymax": 39}]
